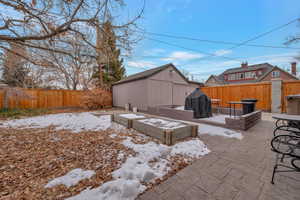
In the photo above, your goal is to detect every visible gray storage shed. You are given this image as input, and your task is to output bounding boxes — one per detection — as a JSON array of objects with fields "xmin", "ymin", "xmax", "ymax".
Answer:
[{"xmin": 112, "ymin": 63, "xmax": 203, "ymax": 111}]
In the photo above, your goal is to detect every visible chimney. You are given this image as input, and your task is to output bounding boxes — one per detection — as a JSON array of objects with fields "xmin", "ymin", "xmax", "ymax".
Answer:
[
  {"xmin": 291, "ymin": 62, "xmax": 297, "ymax": 76},
  {"xmin": 241, "ymin": 62, "xmax": 248, "ymax": 68}
]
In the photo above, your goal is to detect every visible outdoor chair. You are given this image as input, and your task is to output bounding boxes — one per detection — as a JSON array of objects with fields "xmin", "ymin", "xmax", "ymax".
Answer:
[
  {"xmin": 270, "ymin": 134, "xmax": 300, "ymax": 184},
  {"xmin": 273, "ymin": 125, "xmax": 300, "ymax": 137}
]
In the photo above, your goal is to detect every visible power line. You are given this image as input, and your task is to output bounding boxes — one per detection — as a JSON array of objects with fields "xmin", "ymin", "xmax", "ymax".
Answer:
[
  {"xmin": 140, "ymin": 18, "xmax": 300, "ymax": 50},
  {"xmin": 146, "ymin": 37, "xmax": 242, "ymax": 62},
  {"xmin": 227, "ymin": 18, "xmax": 300, "ymax": 50},
  {"xmin": 141, "ymin": 31, "xmax": 300, "ymax": 50}
]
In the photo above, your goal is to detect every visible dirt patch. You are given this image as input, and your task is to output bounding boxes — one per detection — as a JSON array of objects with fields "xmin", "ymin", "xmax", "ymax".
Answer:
[{"xmin": 0, "ymin": 127, "xmax": 134, "ymax": 200}]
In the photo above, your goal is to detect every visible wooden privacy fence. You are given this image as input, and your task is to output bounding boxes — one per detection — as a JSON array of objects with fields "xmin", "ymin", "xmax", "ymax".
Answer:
[
  {"xmin": 0, "ymin": 89, "xmax": 112, "ymax": 109},
  {"xmin": 201, "ymin": 82, "xmax": 272, "ymax": 111},
  {"xmin": 201, "ymin": 80, "xmax": 300, "ymax": 112}
]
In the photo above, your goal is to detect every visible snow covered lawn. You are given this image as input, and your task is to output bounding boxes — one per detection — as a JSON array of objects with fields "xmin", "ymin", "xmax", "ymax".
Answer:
[{"xmin": 0, "ymin": 112, "xmax": 213, "ymax": 200}]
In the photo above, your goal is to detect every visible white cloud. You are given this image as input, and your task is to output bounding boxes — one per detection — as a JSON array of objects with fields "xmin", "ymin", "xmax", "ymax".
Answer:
[
  {"xmin": 214, "ymin": 49, "xmax": 232, "ymax": 56},
  {"xmin": 127, "ymin": 60, "xmax": 157, "ymax": 69},
  {"xmin": 161, "ymin": 51, "xmax": 205, "ymax": 62},
  {"xmin": 143, "ymin": 48, "xmax": 166, "ymax": 56}
]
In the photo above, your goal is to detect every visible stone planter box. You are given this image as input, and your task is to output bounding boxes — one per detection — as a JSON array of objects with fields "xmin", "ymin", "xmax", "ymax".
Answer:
[
  {"xmin": 225, "ymin": 110, "xmax": 262, "ymax": 130},
  {"xmin": 132, "ymin": 118, "xmax": 198, "ymax": 145},
  {"xmin": 147, "ymin": 105, "xmax": 261, "ymax": 131},
  {"xmin": 112, "ymin": 113, "xmax": 147, "ymax": 128}
]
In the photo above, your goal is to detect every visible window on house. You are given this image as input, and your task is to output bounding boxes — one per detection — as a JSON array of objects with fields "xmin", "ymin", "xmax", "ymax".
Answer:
[
  {"xmin": 228, "ymin": 74, "xmax": 236, "ymax": 80},
  {"xmin": 237, "ymin": 73, "xmax": 244, "ymax": 79},
  {"xmin": 245, "ymin": 71, "xmax": 256, "ymax": 79},
  {"xmin": 272, "ymin": 70, "xmax": 280, "ymax": 78}
]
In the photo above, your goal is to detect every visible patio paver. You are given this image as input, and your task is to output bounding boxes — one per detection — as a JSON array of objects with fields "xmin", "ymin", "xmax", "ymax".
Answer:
[{"xmin": 138, "ymin": 117, "xmax": 300, "ymax": 200}]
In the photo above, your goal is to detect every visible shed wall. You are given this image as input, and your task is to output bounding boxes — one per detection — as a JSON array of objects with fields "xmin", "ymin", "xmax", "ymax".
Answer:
[
  {"xmin": 113, "ymin": 79, "xmax": 148, "ymax": 110},
  {"xmin": 147, "ymin": 66, "xmax": 198, "ymax": 107}
]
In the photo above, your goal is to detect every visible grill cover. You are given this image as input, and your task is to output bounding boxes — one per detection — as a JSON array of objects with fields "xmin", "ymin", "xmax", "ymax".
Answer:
[{"xmin": 184, "ymin": 88, "xmax": 212, "ymax": 118}]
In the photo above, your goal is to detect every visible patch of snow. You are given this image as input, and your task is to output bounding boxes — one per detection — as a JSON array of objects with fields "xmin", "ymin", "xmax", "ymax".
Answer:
[
  {"xmin": 171, "ymin": 140, "xmax": 210, "ymax": 157},
  {"xmin": 45, "ymin": 168, "xmax": 95, "ymax": 188},
  {"xmin": 68, "ymin": 137, "xmax": 210, "ymax": 200},
  {"xmin": 174, "ymin": 106, "xmax": 184, "ymax": 110},
  {"xmin": 0, "ymin": 113, "xmax": 114, "ymax": 133},
  {"xmin": 110, "ymin": 133, "xmax": 118, "ymax": 138},
  {"xmin": 66, "ymin": 179, "xmax": 146, "ymax": 200},
  {"xmin": 198, "ymin": 124, "xmax": 243, "ymax": 139},
  {"xmin": 119, "ymin": 114, "xmax": 145, "ymax": 119},
  {"xmin": 139, "ymin": 118, "xmax": 186, "ymax": 129},
  {"xmin": 202, "ymin": 114, "xmax": 229, "ymax": 124}
]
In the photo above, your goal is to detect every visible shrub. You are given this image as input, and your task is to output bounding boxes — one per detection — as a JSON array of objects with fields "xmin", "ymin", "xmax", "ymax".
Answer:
[{"xmin": 81, "ymin": 89, "xmax": 112, "ymax": 110}]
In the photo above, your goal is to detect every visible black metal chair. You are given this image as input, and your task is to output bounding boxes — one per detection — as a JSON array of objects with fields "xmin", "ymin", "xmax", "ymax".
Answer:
[
  {"xmin": 273, "ymin": 125, "xmax": 300, "ymax": 137},
  {"xmin": 270, "ymin": 134, "xmax": 300, "ymax": 184}
]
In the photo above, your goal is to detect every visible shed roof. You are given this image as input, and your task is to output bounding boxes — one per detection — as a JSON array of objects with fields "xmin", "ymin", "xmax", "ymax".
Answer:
[{"xmin": 113, "ymin": 63, "xmax": 203, "ymax": 86}]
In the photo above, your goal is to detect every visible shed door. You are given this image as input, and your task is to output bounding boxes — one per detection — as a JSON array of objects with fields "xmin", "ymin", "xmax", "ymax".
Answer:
[
  {"xmin": 173, "ymin": 84, "xmax": 195, "ymax": 105},
  {"xmin": 148, "ymin": 80, "xmax": 172, "ymax": 106}
]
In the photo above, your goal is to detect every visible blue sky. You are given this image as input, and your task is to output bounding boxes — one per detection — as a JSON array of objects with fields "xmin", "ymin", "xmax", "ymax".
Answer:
[{"xmin": 124, "ymin": 0, "xmax": 300, "ymax": 81}]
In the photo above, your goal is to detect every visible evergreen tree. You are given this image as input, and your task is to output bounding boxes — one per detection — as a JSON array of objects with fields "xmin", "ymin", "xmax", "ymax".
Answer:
[{"xmin": 93, "ymin": 21, "xmax": 126, "ymax": 87}]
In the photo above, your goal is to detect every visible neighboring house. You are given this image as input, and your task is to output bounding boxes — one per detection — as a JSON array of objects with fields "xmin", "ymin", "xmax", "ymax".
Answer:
[
  {"xmin": 205, "ymin": 62, "xmax": 298, "ymax": 86},
  {"xmin": 112, "ymin": 63, "xmax": 203, "ymax": 111}
]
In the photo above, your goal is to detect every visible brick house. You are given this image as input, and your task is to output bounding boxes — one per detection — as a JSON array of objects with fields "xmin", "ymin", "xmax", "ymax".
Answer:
[{"xmin": 205, "ymin": 62, "xmax": 298, "ymax": 86}]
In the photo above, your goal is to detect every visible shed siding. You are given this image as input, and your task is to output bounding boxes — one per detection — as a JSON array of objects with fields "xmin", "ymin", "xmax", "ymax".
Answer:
[
  {"xmin": 150, "ymin": 66, "xmax": 187, "ymax": 84},
  {"xmin": 113, "ymin": 79, "xmax": 148, "ymax": 110},
  {"xmin": 173, "ymin": 83, "xmax": 196, "ymax": 105},
  {"xmin": 147, "ymin": 79, "xmax": 172, "ymax": 107},
  {"xmin": 147, "ymin": 66, "xmax": 197, "ymax": 107}
]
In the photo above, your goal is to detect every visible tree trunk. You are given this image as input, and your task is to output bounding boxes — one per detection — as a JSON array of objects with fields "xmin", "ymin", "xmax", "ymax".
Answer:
[{"xmin": 95, "ymin": 21, "xmax": 104, "ymax": 87}]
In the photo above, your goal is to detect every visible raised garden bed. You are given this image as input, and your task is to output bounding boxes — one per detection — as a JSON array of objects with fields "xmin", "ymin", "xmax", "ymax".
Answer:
[
  {"xmin": 112, "ymin": 113, "xmax": 147, "ymax": 128},
  {"xmin": 132, "ymin": 118, "xmax": 198, "ymax": 145}
]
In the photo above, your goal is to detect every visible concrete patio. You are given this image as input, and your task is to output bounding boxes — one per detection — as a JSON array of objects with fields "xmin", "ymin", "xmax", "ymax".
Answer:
[{"xmin": 138, "ymin": 114, "xmax": 300, "ymax": 200}]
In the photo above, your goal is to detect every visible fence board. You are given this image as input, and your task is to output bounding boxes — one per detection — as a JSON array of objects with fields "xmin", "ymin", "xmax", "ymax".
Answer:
[
  {"xmin": 201, "ymin": 82, "xmax": 272, "ymax": 111},
  {"xmin": 0, "ymin": 89, "xmax": 112, "ymax": 109}
]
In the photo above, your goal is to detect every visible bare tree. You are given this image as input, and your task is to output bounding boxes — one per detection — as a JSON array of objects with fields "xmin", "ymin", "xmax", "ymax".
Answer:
[{"xmin": 0, "ymin": 0, "xmax": 144, "ymax": 89}]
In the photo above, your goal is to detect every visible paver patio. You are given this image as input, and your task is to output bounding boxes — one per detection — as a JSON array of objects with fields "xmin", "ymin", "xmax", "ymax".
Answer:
[{"xmin": 138, "ymin": 115, "xmax": 300, "ymax": 200}]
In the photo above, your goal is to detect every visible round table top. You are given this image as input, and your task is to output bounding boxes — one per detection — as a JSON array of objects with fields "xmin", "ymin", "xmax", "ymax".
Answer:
[{"xmin": 272, "ymin": 114, "xmax": 300, "ymax": 122}]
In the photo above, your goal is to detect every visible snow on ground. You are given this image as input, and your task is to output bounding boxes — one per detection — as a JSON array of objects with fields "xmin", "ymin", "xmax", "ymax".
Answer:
[
  {"xmin": 198, "ymin": 124, "xmax": 243, "ymax": 139},
  {"xmin": 0, "ymin": 113, "xmax": 115, "ymax": 133},
  {"xmin": 1, "ymin": 111, "xmax": 241, "ymax": 199},
  {"xmin": 174, "ymin": 106, "xmax": 184, "ymax": 110},
  {"xmin": 139, "ymin": 118, "xmax": 186, "ymax": 129},
  {"xmin": 202, "ymin": 114, "xmax": 229, "ymax": 124},
  {"xmin": 67, "ymin": 137, "xmax": 210, "ymax": 200},
  {"xmin": 119, "ymin": 113, "xmax": 145, "ymax": 119},
  {"xmin": 45, "ymin": 168, "xmax": 95, "ymax": 188}
]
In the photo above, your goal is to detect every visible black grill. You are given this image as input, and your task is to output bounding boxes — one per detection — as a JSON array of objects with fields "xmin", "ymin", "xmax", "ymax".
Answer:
[{"xmin": 184, "ymin": 88, "xmax": 212, "ymax": 118}]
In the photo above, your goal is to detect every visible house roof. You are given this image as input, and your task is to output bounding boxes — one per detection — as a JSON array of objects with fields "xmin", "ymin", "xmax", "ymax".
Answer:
[
  {"xmin": 222, "ymin": 63, "xmax": 273, "ymax": 74},
  {"xmin": 113, "ymin": 63, "xmax": 203, "ymax": 86},
  {"xmin": 210, "ymin": 62, "xmax": 298, "ymax": 85}
]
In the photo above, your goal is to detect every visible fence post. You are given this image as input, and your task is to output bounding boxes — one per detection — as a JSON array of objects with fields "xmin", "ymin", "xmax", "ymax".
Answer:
[{"xmin": 271, "ymin": 79, "xmax": 282, "ymax": 113}]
